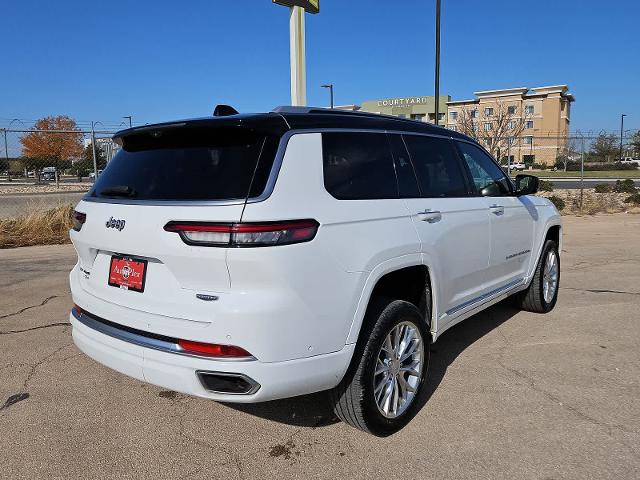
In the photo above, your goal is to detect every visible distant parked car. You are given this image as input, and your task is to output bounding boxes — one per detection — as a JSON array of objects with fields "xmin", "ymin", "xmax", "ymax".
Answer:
[
  {"xmin": 89, "ymin": 169, "xmax": 104, "ymax": 179},
  {"xmin": 42, "ymin": 167, "xmax": 57, "ymax": 181},
  {"xmin": 619, "ymin": 157, "xmax": 639, "ymax": 167},
  {"xmin": 511, "ymin": 162, "xmax": 526, "ymax": 171}
]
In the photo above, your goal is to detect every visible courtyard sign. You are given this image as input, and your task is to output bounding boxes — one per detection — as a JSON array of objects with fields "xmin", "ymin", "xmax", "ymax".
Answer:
[{"xmin": 377, "ymin": 97, "xmax": 430, "ymax": 107}]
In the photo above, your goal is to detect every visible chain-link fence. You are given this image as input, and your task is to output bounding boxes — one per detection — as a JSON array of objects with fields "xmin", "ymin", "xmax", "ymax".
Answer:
[
  {"xmin": 1, "ymin": 127, "xmax": 638, "ymax": 220},
  {"xmin": 0, "ymin": 126, "xmax": 121, "ymax": 219}
]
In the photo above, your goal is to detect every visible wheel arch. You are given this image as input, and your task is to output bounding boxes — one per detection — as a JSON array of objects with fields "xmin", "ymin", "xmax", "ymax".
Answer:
[{"xmin": 346, "ymin": 258, "xmax": 435, "ymax": 348}]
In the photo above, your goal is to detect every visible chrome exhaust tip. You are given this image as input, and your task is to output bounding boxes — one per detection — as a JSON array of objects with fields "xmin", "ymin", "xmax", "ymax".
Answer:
[{"xmin": 196, "ymin": 371, "xmax": 260, "ymax": 395}]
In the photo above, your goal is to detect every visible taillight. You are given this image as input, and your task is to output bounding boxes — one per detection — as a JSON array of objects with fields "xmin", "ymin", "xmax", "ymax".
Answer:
[
  {"xmin": 164, "ymin": 219, "xmax": 319, "ymax": 247},
  {"xmin": 177, "ymin": 339, "xmax": 252, "ymax": 358},
  {"xmin": 72, "ymin": 211, "xmax": 86, "ymax": 232}
]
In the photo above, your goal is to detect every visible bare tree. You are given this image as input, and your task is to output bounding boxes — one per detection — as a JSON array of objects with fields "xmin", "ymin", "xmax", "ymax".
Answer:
[{"xmin": 456, "ymin": 101, "xmax": 531, "ymax": 160}]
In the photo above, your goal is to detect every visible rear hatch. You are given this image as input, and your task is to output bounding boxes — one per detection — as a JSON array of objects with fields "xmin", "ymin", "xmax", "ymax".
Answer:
[{"xmin": 71, "ymin": 118, "xmax": 285, "ymax": 326}]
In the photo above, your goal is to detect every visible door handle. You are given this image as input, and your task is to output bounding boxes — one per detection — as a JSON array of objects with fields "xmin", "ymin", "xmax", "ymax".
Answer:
[
  {"xmin": 417, "ymin": 209, "xmax": 442, "ymax": 223},
  {"xmin": 489, "ymin": 204, "xmax": 505, "ymax": 215}
]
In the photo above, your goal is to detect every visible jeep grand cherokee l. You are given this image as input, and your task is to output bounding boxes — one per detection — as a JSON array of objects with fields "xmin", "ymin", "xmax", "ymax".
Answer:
[{"xmin": 69, "ymin": 106, "xmax": 561, "ymax": 436}]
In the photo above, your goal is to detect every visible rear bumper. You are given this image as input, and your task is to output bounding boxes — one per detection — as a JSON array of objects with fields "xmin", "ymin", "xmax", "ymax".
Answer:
[{"xmin": 70, "ymin": 311, "xmax": 354, "ymax": 403}]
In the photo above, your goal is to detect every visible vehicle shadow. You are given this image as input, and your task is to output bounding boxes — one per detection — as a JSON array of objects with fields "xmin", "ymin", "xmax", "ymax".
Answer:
[{"xmin": 222, "ymin": 300, "xmax": 520, "ymax": 429}]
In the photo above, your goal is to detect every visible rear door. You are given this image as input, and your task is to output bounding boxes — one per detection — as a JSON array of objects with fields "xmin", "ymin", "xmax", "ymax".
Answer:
[
  {"xmin": 455, "ymin": 141, "xmax": 535, "ymax": 288},
  {"xmin": 390, "ymin": 134, "xmax": 492, "ymax": 320},
  {"xmin": 71, "ymin": 124, "xmax": 280, "ymax": 330}
]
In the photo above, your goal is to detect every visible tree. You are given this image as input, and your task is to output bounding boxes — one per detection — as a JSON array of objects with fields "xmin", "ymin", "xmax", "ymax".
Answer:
[
  {"xmin": 82, "ymin": 143, "xmax": 107, "ymax": 169},
  {"xmin": 19, "ymin": 116, "xmax": 84, "ymax": 179},
  {"xmin": 630, "ymin": 131, "xmax": 640, "ymax": 157},
  {"xmin": 455, "ymin": 101, "xmax": 531, "ymax": 160},
  {"xmin": 590, "ymin": 133, "xmax": 618, "ymax": 162}
]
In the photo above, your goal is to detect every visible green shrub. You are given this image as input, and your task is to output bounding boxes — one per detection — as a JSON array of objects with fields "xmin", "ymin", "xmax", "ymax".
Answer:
[
  {"xmin": 613, "ymin": 179, "xmax": 637, "ymax": 194},
  {"xmin": 624, "ymin": 193, "xmax": 640, "ymax": 205},
  {"xmin": 594, "ymin": 183, "xmax": 611, "ymax": 193},
  {"xmin": 531, "ymin": 163, "xmax": 547, "ymax": 170},
  {"xmin": 538, "ymin": 180, "xmax": 553, "ymax": 192},
  {"xmin": 548, "ymin": 195, "xmax": 566, "ymax": 211},
  {"xmin": 565, "ymin": 161, "xmax": 637, "ymax": 171}
]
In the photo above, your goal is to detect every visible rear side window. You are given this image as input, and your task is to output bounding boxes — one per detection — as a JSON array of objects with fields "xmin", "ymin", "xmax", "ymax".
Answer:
[
  {"xmin": 89, "ymin": 127, "xmax": 279, "ymax": 201},
  {"xmin": 322, "ymin": 132, "xmax": 397, "ymax": 200},
  {"xmin": 402, "ymin": 135, "xmax": 468, "ymax": 198}
]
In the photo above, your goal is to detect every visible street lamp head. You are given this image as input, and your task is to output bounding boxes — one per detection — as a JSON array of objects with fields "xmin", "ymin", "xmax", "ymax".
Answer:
[{"xmin": 321, "ymin": 84, "xmax": 332, "ymax": 88}]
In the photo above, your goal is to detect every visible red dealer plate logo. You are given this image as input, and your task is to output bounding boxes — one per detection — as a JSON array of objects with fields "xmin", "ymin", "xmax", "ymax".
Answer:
[{"xmin": 108, "ymin": 256, "xmax": 147, "ymax": 293}]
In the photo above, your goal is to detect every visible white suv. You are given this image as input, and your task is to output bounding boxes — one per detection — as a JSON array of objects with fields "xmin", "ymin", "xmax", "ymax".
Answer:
[{"xmin": 69, "ymin": 107, "xmax": 561, "ymax": 436}]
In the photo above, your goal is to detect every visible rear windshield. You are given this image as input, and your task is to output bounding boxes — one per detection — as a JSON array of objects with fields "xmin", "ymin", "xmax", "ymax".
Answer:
[{"xmin": 88, "ymin": 127, "xmax": 279, "ymax": 201}]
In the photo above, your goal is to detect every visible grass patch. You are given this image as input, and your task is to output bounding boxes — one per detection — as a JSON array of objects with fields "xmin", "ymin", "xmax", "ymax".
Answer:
[{"xmin": 0, "ymin": 204, "xmax": 73, "ymax": 249}]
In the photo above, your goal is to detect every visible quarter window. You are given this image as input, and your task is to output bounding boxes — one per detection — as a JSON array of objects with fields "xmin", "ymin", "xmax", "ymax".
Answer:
[
  {"xmin": 322, "ymin": 132, "xmax": 398, "ymax": 200},
  {"xmin": 402, "ymin": 135, "xmax": 468, "ymax": 198},
  {"xmin": 457, "ymin": 142, "xmax": 511, "ymax": 196}
]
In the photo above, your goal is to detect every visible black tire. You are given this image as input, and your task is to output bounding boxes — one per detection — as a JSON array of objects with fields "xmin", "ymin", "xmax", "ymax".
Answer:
[
  {"xmin": 513, "ymin": 239, "xmax": 560, "ymax": 313},
  {"xmin": 329, "ymin": 297, "xmax": 431, "ymax": 436}
]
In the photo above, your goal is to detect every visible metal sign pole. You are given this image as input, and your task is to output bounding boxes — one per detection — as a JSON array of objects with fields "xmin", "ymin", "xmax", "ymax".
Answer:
[{"xmin": 289, "ymin": 6, "xmax": 306, "ymax": 106}]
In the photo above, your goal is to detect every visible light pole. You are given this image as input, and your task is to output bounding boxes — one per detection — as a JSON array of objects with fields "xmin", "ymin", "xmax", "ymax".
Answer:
[
  {"xmin": 619, "ymin": 114, "xmax": 626, "ymax": 160},
  {"xmin": 90, "ymin": 121, "xmax": 104, "ymax": 181},
  {"xmin": 123, "ymin": 116, "xmax": 132, "ymax": 128},
  {"xmin": 433, "ymin": 0, "xmax": 441, "ymax": 125},
  {"xmin": 321, "ymin": 84, "xmax": 334, "ymax": 109}
]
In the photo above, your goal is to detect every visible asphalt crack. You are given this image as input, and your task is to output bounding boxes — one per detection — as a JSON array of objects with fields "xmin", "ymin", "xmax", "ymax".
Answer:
[
  {"xmin": 562, "ymin": 287, "xmax": 640, "ymax": 296},
  {"xmin": 494, "ymin": 323, "xmax": 638, "ymax": 452},
  {"xmin": 0, "ymin": 295, "xmax": 61, "ymax": 320},
  {"xmin": 0, "ymin": 322, "xmax": 69, "ymax": 335}
]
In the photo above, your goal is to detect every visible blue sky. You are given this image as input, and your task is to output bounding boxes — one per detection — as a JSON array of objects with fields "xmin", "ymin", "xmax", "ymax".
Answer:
[{"xmin": 2, "ymin": 0, "xmax": 639, "ymax": 132}]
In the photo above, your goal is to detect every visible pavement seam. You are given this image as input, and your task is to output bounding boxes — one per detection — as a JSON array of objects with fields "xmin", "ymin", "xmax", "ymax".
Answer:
[{"xmin": 562, "ymin": 287, "xmax": 640, "ymax": 296}]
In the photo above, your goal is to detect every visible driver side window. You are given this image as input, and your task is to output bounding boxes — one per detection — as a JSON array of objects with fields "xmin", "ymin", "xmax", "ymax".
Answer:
[{"xmin": 456, "ymin": 142, "xmax": 511, "ymax": 196}]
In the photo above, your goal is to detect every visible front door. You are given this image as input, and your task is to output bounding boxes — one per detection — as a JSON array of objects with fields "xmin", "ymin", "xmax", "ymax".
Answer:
[{"xmin": 455, "ymin": 141, "xmax": 534, "ymax": 289}]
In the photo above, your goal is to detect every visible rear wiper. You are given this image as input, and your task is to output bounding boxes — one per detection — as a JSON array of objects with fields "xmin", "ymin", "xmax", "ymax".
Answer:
[{"xmin": 98, "ymin": 185, "xmax": 138, "ymax": 197}]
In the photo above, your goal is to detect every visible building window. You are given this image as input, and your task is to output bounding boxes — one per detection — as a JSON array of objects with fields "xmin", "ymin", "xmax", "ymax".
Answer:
[
  {"xmin": 483, "ymin": 122, "xmax": 492, "ymax": 131},
  {"xmin": 485, "ymin": 138, "xmax": 493, "ymax": 146},
  {"xmin": 523, "ymin": 154, "xmax": 535, "ymax": 164},
  {"xmin": 525, "ymin": 105, "xmax": 534, "ymax": 114},
  {"xmin": 449, "ymin": 111, "xmax": 458, "ymax": 121},
  {"xmin": 507, "ymin": 137, "xmax": 516, "ymax": 146},
  {"xmin": 410, "ymin": 114, "xmax": 425, "ymax": 121},
  {"xmin": 448, "ymin": 125, "xmax": 457, "ymax": 131},
  {"xmin": 484, "ymin": 107, "xmax": 494, "ymax": 116},
  {"xmin": 525, "ymin": 120, "xmax": 534, "ymax": 129},
  {"xmin": 523, "ymin": 136, "xmax": 533, "ymax": 145},
  {"xmin": 508, "ymin": 106, "xmax": 516, "ymax": 115},
  {"xmin": 471, "ymin": 109, "xmax": 478, "ymax": 119},
  {"xmin": 438, "ymin": 113, "xmax": 445, "ymax": 121},
  {"xmin": 508, "ymin": 120, "xmax": 516, "ymax": 129}
]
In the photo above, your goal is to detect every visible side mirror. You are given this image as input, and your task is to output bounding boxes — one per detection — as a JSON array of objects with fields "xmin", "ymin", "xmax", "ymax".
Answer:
[{"xmin": 515, "ymin": 174, "xmax": 539, "ymax": 196}]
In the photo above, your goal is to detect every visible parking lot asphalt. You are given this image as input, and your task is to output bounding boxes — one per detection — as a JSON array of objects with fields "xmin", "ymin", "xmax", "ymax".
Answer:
[{"xmin": 1, "ymin": 214, "xmax": 639, "ymax": 479}]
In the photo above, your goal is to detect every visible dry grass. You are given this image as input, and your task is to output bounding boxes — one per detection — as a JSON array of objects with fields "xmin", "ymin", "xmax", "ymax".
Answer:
[
  {"xmin": 0, "ymin": 203, "xmax": 73, "ymax": 248},
  {"xmin": 539, "ymin": 189, "xmax": 640, "ymax": 215}
]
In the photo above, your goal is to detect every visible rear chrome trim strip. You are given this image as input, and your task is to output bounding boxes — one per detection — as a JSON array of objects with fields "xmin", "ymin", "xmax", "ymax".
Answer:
[
  {"xmin": 446, "ymin": 278, "xmax": 524, "ymax": 317},
  {"xmin": 71, "ymin": 308, "xmax": 256, "ymax": 362}
]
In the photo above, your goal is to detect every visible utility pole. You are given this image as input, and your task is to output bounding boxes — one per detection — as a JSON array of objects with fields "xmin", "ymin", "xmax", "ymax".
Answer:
[
  {"xmin": 2, "ymin": 129, "xmax": 10, "ymax": 181},
  {"xmin": 321, "ymin": 84, "xmax": 334, "ymax": 108},
  {"xmin": 619, "ymin": 114, "xmax": 626, "ymax": 160},
  {"xmin": 433, "ymin": 0, "xmax": 441, "ymax": 125},
  {"xmin": 580, "ymin": 133, "xmax": 585, "ymax": 213},
  {"xmin": 123, "ymin": 116, "xmax": 132, "ymax": 128},
  {"xmin": 91, "ymin": 121, "xmax": 98, "ymax": 181}
]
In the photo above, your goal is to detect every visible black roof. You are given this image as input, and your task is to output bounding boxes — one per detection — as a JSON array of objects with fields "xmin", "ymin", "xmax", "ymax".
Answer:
[{"xmin": 113, "ymin": 107, "xmax": 475, "ymax": 144}]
